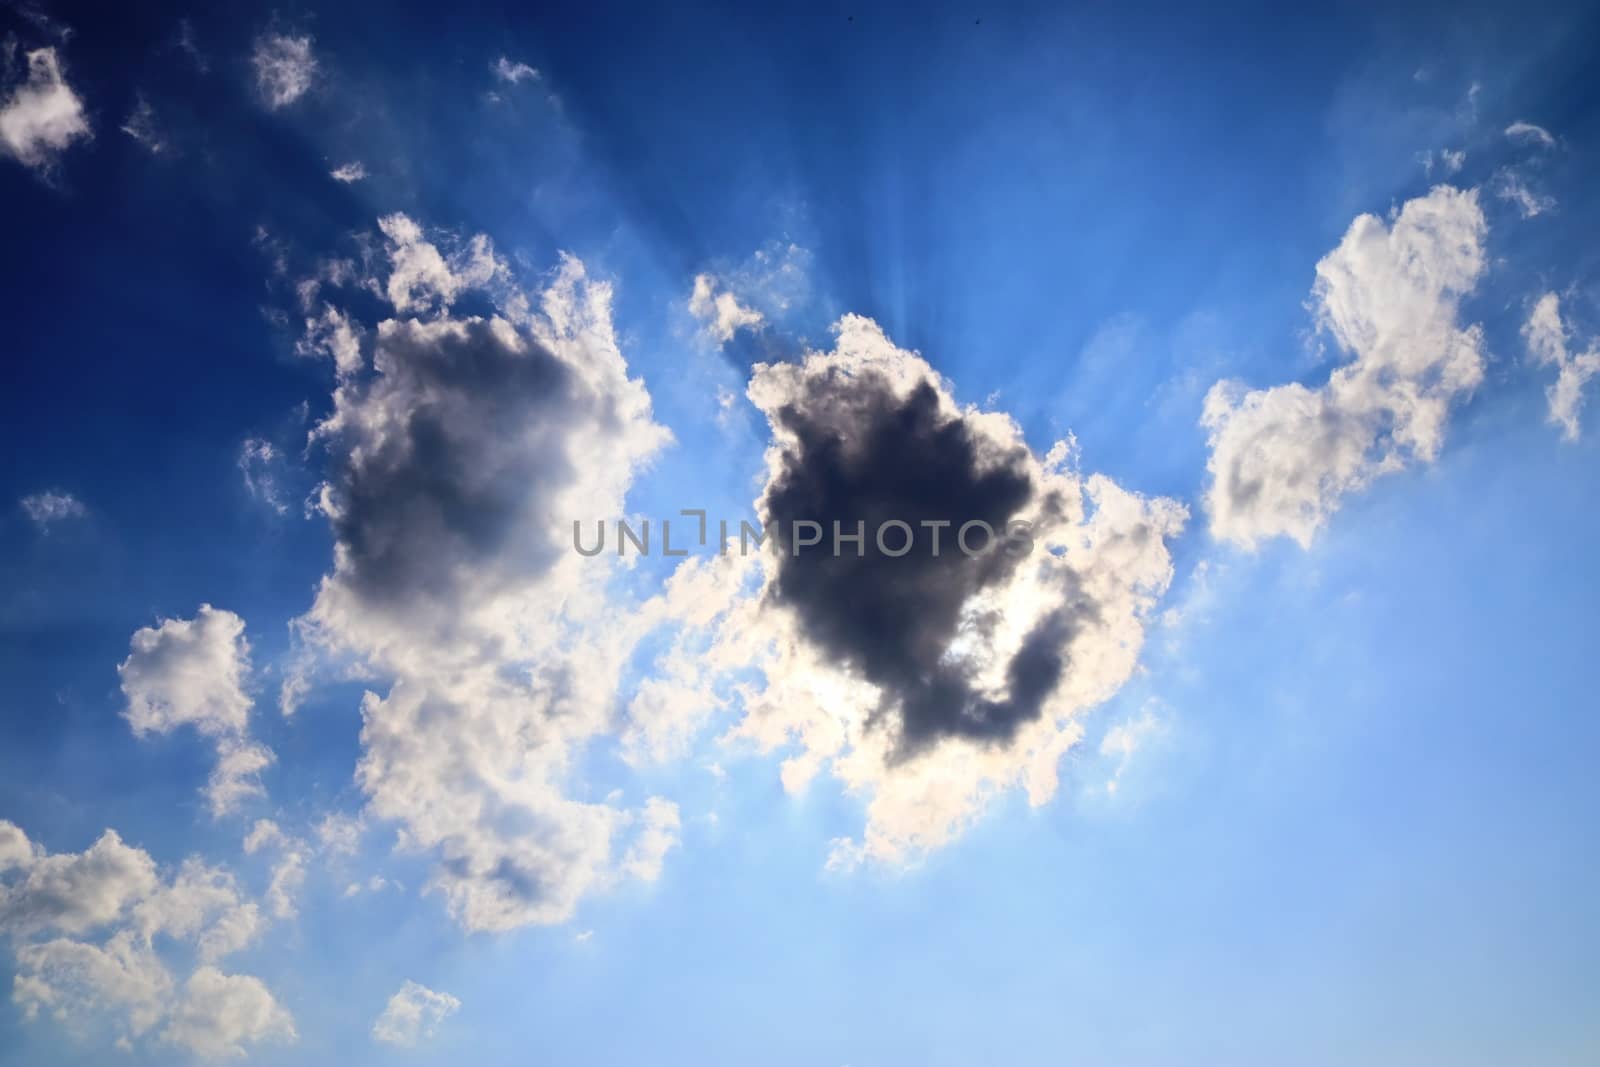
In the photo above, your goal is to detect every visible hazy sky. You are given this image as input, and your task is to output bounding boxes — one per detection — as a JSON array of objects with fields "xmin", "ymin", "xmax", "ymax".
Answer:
[{"xmin": 2, "ymin": 2, "xmax": 1598, "ymax": 1064}]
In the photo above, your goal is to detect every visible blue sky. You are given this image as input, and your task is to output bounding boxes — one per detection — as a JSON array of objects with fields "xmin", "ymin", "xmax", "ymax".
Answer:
[{"xmin": 2, "ymin": 1, "xmax": 1599, "ymax": 1063}]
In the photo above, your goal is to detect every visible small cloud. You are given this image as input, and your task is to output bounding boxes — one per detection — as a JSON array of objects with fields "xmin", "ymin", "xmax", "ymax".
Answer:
[
  {"xmin": 688, "ymin": 240, "xmax": 812, "ymax": 348},
  {"xmin": 1099, "ymin": 704, "xmax": 1164, "ymax": 796},
  {"xmin": 573, "ymin": 929, "xmax": 593, "ymax": 943},
  {"xmin": 329, "ymin": 160, "xmax": 366, "ymax": 183},
  {"xmin": 119, "ymin": 605, "xmax": 274, "ymax": 818},
  {"xmin": 120, "ymin": 95, "xmax": 165, "ymax": 154},
  {"xmin": 491, "ymin": 56, "xmax": 539, "ymax": 84},
  {"xmin": 175, "ymin": 18, "xmax": 208, "ymax": 72},
  {"xmin": 1420, "ymin": 147, "xmax": 1464, "ymax": 177},
  {"xmin": 251, "ymin": 33, "xmax": 316, "ymax": 110},
  {"xmin": 314, "ymin": 811, "xmax": 365, "ymax": 856},
  {"xmin": 342, "ymin": 876, "xmax": 391, "ymax": 898},
  {"xmin": 689, "ymin": 273, "xmax": 764, "ymax": 343},
  {"xmin": 1505, "ymin": 120, "xmax": 1556, "ymax": 148},
  {"xmin": 0, "ymin": 47, "xmax": 91, "ymax": 171},
  {"xmin": 714, "ymin": 385, "xmax": 741, "ymax": 427},
  {"xmin": 1496, "ymin": 171, "xmax": 1555, "ymax": 219},
  {"xmin": 371, "ymin": 981, "xmax": 460, "ymax": 1048},
  {"xmin": 19, "ymin": 490, "xmax": 85, "ymax": 528},
  {"xmin": 1523, "ymin": 292, "xmax": 1600, "ymax": 442},
  {"xmin": 239, "ymin": 438, "xmax": 290, "ymax": 515}
]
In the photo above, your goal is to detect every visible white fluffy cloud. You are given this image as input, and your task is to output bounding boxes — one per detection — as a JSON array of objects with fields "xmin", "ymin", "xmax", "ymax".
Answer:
[
  {"xmin": 1524, "ymin": 293, "xmax": 1600, "ymax": 442},
  {"xmin": 371, "ymin": 979, "xmax": 460, "ymax": 1047},
  {"xmin": 251, "ymin": 33, "xmax": 316, "ymax": 110},
  {"xmin": 13, "ymin": 932, "xmax": 173, "ymax": 1041},
  {"xmin": 120, "ymin": 607, "xmax": 252, "ymax": 738},
  {"xmin": 0, "ymin": 828, "xmax": 157, "ymax": 937},
  {"xmin": 118, "ymin": 606, "xmax": 274, "ymax": 817},
  {"xmin": 329, "ymin": 160, "xmax": 367, "ymax": 182},
  {"xmin": 0, "ymin": 47, "xmax": 89, "ymax": 170},
  {"xmin": 1202, "ymin": 185, "xmax": 1488, "ymax": 548},
  {"xmin": 0, "ymin": 821, "xmax": 34, "ymax": 871},
  {"xmin": 0, "ymin": 820, "xmax": 289, "ymax": 1058},
  {"xmin": 19, "ymin": 490, "xmax": 85, "ymax": 527},
  {"xmin": 158, "ymin": 967, "xmax": 296, "ymax": 1058},
  {"xmin": 625, "ymin": 315, "xmax": 1186, "ymax": 866},
  {"xmin": 290, "ymin": 215, "xmax": 681, "ymax": 930},
  {"xmin": 374, "ymin": 213, "xmax": 505, "ymax": 314}
]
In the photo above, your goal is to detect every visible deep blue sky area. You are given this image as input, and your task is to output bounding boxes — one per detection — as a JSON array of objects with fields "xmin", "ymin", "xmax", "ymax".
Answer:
[{"xmin": 2, "ymin": 1, "xmax": 1599, "ymax": 1064}]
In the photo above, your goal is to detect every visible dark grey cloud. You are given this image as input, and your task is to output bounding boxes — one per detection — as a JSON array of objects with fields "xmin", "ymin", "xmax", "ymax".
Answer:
[
  {"xmin": 320, "ymin": 317, "xmax": 584, "ymax": 613},
  {"xmin": 298, "ymin": 232, "xmax": 679, "ymax": 932},
  {"xmin": 760, "ymin": 369, "xmax": 1091, "ymax": 756}
]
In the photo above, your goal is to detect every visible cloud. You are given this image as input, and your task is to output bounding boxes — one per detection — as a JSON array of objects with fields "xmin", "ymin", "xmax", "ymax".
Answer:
[
  {"xmin": 296, "ymin": 302, "xmax": 366, "ymax": 377},
  {"xmin": 12, "ymin": 932, "xmax": 173, "ymax": 1041},
  {"xmin": 1495, "ymin": 171, "xmax": 1555, "ymax": 219},
  {"xmin": 119, "ymin": 96, "xmax": 165, "ymax": 154},
  {"xmin": 375, "ymin": 213, "xmax": 504, "ymax": 314},
  {"xmin": 290, "ymin": 215, "xmax": 680, "ymax": 930},
  {"xmin": 687, "ymin": 242, "xmax": 812, "ymax": 348},
  {"xmin": 757, "ymin": 357, "xmax": 1067, "ymax": 754},
  {"xmin": 1523, "ymin": 293, "xmax": 1600, "ymax": 442},
  {"xmin": 1420, "ymin": 147, "xmax": 1464, "ymax": 177},
  {"xmin": 1202, "ymin": 185, "xmax": 1488, "ymax": 549},
  {"xmin": 330, "ymin": 160, "xmax": 367, "ymax": 183},
  {"xmin": 491, "ymin": 57, "xmax": 539, "ymax": 84},
  {"xmin": 158, "ymin": 967, "xmax": 296, "ymax": 1059},
  {"xmin": 0, "ymin": 821, "xmax": 34, "ymax": 871},
  {"xmin": 175, "ymin": 18, "xmax": 208, "ymax": 72},
  {"xmin": 251, "ymin": 33, "xmax": 316, "ymax": 109},
  {"xmin": 0, "ymin": 47, "xmax": 90, "ymax": 170},
  {"xmin": 120, "ymin": 606, "xmax": 253, "ymax": 739},
  {"xmin": 240, "ymin": 820, "xmax": 284, "ymax": 856},
  {"xmin": 206, "ymin": 740, "xmax": 277, "ymax": 823},
  {"xmin": 626, "ymin": 315, "xmax": 1186, "ymax": 865},
  {"xmin": 314, "ymin": 812, "xmax": 365, "ymax": 856},
  {"xmin": 118, "ymin": 606, "xmax": 275, "ymax": 817},
  {"xmin": 689, "ymin": 273, "xmax": 765, "ymax": 343},
  {"xmin": 240, "ymin": 820, "xmax": 308, "ymax": 920},
  {"xmin": 238, "ymin": 438, "xmax": 291, "ymax": 515},
  {"xmin": 371, "ymin": 980, "xmax": 460, "ymax": 1047},
  {"xmin": 0, "ymin": 828, "xmax": 157, "ymax": 937},
  {"xmin": 1098, "ymin": 703, "xmax": 1163, "ymax": 796},
  {"xmin": 1, "ymin": 820, "xmax": 286, "ymax": 1057},
  {"xmin": 617, "ymin": 797, "xmax": 681, "ymax": 882},
  {"xmin": 130, "ymin": 859, "xmax": 264, "ymax": 964},
  {"xmin": 1504, "ymin": 120, "xmax": 1556, "ymax": 148},
  {"xmin": 19, "ymin": 490, "xmax": 85, "ymax": 527}
]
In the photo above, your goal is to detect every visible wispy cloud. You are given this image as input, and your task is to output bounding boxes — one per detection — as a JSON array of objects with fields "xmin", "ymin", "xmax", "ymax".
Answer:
[
  {"xmin": 1505, "ymin": 120, "xmax": 1556, "ymax": 148},
  {"xmin": 491, "ymin": 56, "xmax": 539, "ymax": 84},
  {"xmin": 19, "ymin": 489, "xmax": 86, "ymax": 527},
  {"xmin": 251, "ymin": 33, "xmax": 317, "ymax": 109}
]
